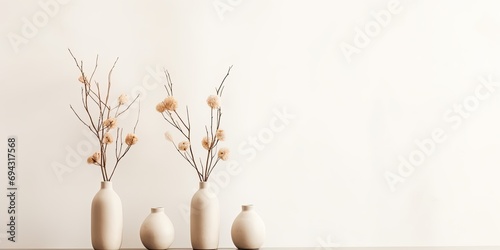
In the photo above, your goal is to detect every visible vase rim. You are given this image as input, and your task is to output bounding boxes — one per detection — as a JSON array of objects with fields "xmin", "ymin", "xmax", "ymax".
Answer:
[
  {"xmin": 242, "ymin": 204, "xmax": 254, "ymax": 210},
  {"xmin": 199, "ymin": 181, "xmax": 210, "ymax": 188},
  {"xmin": 151, "ymin": 207, "xmax": 164, "ymax": 213},
  {"xmin": 100, "ymin": 181, "xmax": 113, "ymax": 188}
]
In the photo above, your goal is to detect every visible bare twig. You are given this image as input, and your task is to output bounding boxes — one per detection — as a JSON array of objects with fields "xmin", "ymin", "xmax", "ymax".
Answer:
[
  {"xmin": 216, "ymin": 65, "xmax": 232, "ymax": 96},
  {"xmin": 163, "ymin": 69, "xmax": 174, "ymax": 96},
  {"xmin": 117, "ymin": 94, "xmax": 140, "ymax": 117}
]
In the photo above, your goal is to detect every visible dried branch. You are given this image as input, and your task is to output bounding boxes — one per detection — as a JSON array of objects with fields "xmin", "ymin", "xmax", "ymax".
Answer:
[
  {"xmin": 117, "ymin": 94, "xmax": 140, "ymax": 117},
  {"xmin": 157, "ymin": 66, "xmax": 232, "ymax": 182},
  {"xmin": 68, "ymin": 49, "xmax": 140, "ymax": 182},
  {"xmin": 216, "ymin": 65, "xmax": 232, "ymax": 96}
]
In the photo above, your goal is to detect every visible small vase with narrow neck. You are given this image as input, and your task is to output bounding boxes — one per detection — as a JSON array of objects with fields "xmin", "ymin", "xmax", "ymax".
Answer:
[
  {"xmin": 91, "ymin": 181, "xmax": 123, "ymax": 250},
  {"xmin": 140, "ymin": 207, "xmax": 175, "ymax": 250},
  {"xmin": 231, "ymin": 204, "xmax": 265, "ymax": 249},
  {"xmin": 190, "ymin": 181, "xmax": 220, "ymax": 250}
]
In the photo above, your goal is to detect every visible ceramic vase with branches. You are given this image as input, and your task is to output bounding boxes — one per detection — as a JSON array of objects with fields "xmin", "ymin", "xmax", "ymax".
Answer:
[
  {"xmin": 156, "ymin": 66, "xmax": 232, "ymax": 249},
  {"xmin": 68, "ymin": 49, "xmax": 140, "ymax": 250}
]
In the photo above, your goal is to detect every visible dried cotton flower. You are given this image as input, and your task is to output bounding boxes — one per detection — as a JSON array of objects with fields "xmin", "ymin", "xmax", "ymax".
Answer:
[
  {"xmin": 206, "ymin": 95, "xmax": 220, "ymax": 109},
  {"xmin": 202, "ymin": 136, "xmax": 211, "ymax": 150},
  {"xmin": 216, "ymin": 129, "xmax": 225, "ymax": 141},
  {"xmin": 163, "ymin": 96, "xmax": 178, "ymax": 111},
  {"xmin": 156, "ymin": 102, "xmax": 166, "ymax": 113},
  {"xmin": 86, "ymin": 156, "xmax": 95, "ymax": 164},
  {"xmin": 178, "ymin": 141, "xmax": 190, "ymax": 151},
  {"xmin": 118, "ymin": 94, "xmax": 128, "ymax": 105},
  {"xmin": 78, "ymin": 75, "xmax": 87, "ymax": 84},
  {"xmin": 103, "ymin": 118, "xmax": 117, "ymax": 129},
  {"xmin": 87, "ymin": 152, "xmax": 101, "ymax": 164},
  {"xmin": 103, "ymin": 133, "xmax": 113, "ymax": 144},
  {"xmin": 125, "ymin": 133, "xmax": 138, "ymax": 146},
  {"xmin": 218, "ymin": 148, "xmax": 229, "ymax": 161}
]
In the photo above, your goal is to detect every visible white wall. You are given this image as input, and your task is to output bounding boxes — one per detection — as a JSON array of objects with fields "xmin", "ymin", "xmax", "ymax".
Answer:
[{"xmin": 2, "ymin": 0, "xmax": 500, "ymax": 248}]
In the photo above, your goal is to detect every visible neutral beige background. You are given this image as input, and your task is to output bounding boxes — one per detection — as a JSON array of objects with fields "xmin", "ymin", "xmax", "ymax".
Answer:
[{"xmin": 2, "ymin": 0, "xmax": 500, "ymax": 249}]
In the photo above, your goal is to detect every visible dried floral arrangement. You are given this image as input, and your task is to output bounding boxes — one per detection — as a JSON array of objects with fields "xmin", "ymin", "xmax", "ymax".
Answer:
[
  {"xmin": 156, "ymin": 66, "xmax": 232, "ymax": 182},
  {"xmin": 68, "ymin": 49, "xmax": 140, "ymax": 182}
]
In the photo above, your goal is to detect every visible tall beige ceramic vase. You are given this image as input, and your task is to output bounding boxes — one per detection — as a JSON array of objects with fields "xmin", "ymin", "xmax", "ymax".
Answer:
[
  {"xmin": 91, "ymin": 181, "xmax": 123, "ymax": 250},
  {"xmin": 190, "ymin": 181, "xmax": 219, "ymax": 249},
  {"xmin": 231, "ymin": 205, "xmax": 265, "ymax": 249}
]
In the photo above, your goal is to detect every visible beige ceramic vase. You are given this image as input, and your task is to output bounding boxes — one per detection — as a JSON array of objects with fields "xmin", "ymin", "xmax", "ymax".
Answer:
[
  {"xmin": 91, "ymin": 181, "xmax": 123, "ymax": 250},
  {"xmin": 231, "ymin": 205, "xmax": 265, "ymax": 249},
  {"xmin": 140, "ymin": 207, "xmax": 175, "ymax": 250},
  {"xmin": 190, "ymin": 182, "xmax": 220, "ymax": 249}
]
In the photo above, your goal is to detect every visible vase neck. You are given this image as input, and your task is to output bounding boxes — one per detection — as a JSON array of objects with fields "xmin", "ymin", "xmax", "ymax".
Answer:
[
  {"xmin": 101, "ymin": 181, "xmax": 112, "ymax": 189},
  {"xmin": 199, "ymin": 181, "xmax": 209, "ymax": 189},
  {"xmin": 242, "ymin": 204, "xmax": 254, "ymax": 211},
  {"xmin": 151, "ymin": 207, "xmax": 164, "ymax": 213}
]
